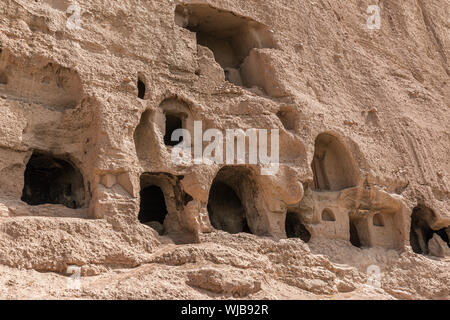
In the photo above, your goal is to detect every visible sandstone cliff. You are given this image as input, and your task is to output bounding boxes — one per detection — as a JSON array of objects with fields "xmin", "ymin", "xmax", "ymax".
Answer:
[{"xmin": 0, "ymin": 0, "xmax": 448, "ymax": 299}]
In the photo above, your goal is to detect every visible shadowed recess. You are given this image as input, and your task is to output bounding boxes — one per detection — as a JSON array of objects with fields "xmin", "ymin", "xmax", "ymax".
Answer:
[
  {"xmin": 164, "ymin": 114, "xmax": 183, "ymax": 146},
  {"xmin": 0, "ymin": 52, "xmax": 82, "ymax": 110},
  {"xmin": 137, "ymin": 77, "xmax": 146, "ymax": 99},
  {"xmin": 312, "ymin": 133, "xmax": 359, "ymax": 191},
  {"xmin": 410, "ymin": 205, "xmax": 450, "ymax": 255},
  {"xmin": 139, "ymin": 185, "xmax": 168, "ymax": 225},
  {"xmin": 207, "ymin": 167, "xmax": 261, "ymax": 235},
  {"xmin": 349, "ymin": 219, "xmax": 361, "ymax": 248},
  {"xmin": 285, "ymin": 211, "xmax": 311, "ymax": 242},
  {"xmin": 21, "ymin": 152, "xmax": 85, "ymax": 209},
  {"xmin": 207, "ymin": 181, "xmax": 250, "ymax": 234},
  {"xmin": 175, "ymin": 3, "xmax": 275, "ymax": 89},
  {"xmin": 322, "ymin": 209, "xmax": 336, "ymax": 221}
]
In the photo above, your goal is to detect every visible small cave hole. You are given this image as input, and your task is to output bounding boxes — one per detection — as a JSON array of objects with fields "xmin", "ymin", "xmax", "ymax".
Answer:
[
  {"xmin": 312, "ymin": 133, "xmax": 359, "ymax": 191},
  {"xmin": 373, "ymin": 214, "xmax": 385, "ymax": 227},
  {"xmin": 207, "ymin": 181, "xmax": 250, "ymax": 234},
  {"xmin": 164, "ymin": 114, "xmax": 184, "ymax": 146},
  {"xmin": 139, "ymin": 185, "xmax": 168, "ymax": 234},
  {"xmin": 21, "ymin": 152, "xmax": 85, "ymax": 209},
  {"xmin": 285, "ymin": 211, "xmax": 311, "ymax": 242},
  {"xmin": 137, "ymin": 77, "xmax": 146, "ymax": 99},
  {"xmin": 322, "ymin": 209, "xmax": 336, "ymax": 222}
]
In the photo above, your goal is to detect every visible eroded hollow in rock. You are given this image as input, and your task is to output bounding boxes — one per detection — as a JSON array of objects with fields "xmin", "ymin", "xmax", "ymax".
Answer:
[
  {"xmin": 164, "ymin": 114, "xmax": 183, "ymax": 146},
  {"xmin": 139, "ymin": 185, "xmax": 168, "ymax": 227},
  {"xmin": 160, "ymin": 98, "xmax": 191, "ymax": 147},
  {"xmin": 312, "ymin": 133, "xmax": 359, "ymax": 191},
  {"xmin": 322, "ymin": 208, "xmax": 336, "ymax": 222},
  {"xmin": 349, "ymin": 218, "xmax": 361, "ymax": 248},
  {"xmin": 207, "ymin": 166, "xmax": 261, "ymax": 235},
  {"xmin": 373, "ymin": 213, "xmax": 385, "ymax": 227},
  {"xmin": 208, "ymin": 181, "xmax": 250, "ymax": 234},
  {"xmin": 175, "ymin": 4, "xmax": 275, "ymax": 90},
  {"xmin": 137, "ymin": 77, "xmax": 146, "ymax": 99},
  {"xmin": 285, "ymin": 211, "xmax": 311, "ymax": 242},
  {"xmin": 134, "ymin": 110, "xmax": 153, "ymax": 160},
  {"xmin": 0, "ymin": 71, "xmax": 7, "ymax": 85},
  {"xmin": 21, "ymin": 152, "xmax": 85, "ymax": 209},
  {"xmin": 277, "ymin": 107, "xmax": 298, "ymax": 132},
  {"xmin": 0, "ymin": 51, "xmax": 82, "ymax": 110},
  {"xmin": 138, "ymin": 173, "xmax": 195, "ymax": 241},
  {"xmin": 138, "ymin": 173, "xmax": 172, "ymax": 235},
  {"xmin": 410, "ymin": 205, "xmax": 450, "ymax": 255}
]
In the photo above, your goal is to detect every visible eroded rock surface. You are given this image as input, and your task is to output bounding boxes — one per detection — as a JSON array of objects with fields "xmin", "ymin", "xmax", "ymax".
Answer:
[{"xmin": 0, "ymin": 0, "xmax": 448, "ymax": 299}]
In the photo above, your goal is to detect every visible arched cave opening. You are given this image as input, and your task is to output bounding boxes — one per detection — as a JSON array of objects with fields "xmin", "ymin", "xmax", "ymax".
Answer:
[
  {"xmin": 21, "ymin": 152, "xmax": 85, "ymax": 209},
  {"xmin": 207, "ymin": 181, "xmax": 250, "ymax": 234},
  {"xmin": 285, "ymin": 211, "xmax": 311, "ymax": 242},
  {"xmin": 312, "ymin": 133, "xmax": 359, "ymax": 191},
  {"xmin": 322, "ymin": 208, "xmax": 336, "ymax": 222},
  {"xmin": 207, "ymin": 167, "xmax": 260, "ymax": 235}
]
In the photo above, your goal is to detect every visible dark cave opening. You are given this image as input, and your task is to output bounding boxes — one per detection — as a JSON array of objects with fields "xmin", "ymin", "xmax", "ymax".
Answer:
[
  {"xmin": 21, "ymin": 152, "xmax": 85, "ymax": 209},
  {"xmin": 207, "ymin": 180, "xmax": 251, "ymax": 234},
  {"xmin": 164, "ymin": 114, "xmax": 183, "ymax": 146},
  {"xmin": 138, "ymin": 185, "xmax": 168, "ymax": 226},
  {"xmin": 137, "ymin": 77, "xmax": 146, "ymax": 99},
  {"xmin": 410, "ymin": 206, "xmax": 450, "ymax": 255},
  {"xmin": 349, "ymin": 219, "xmax": 361, "ymax": 248},
  {"xmin": 322, "ymin": 209, "xmax": 336, "ymax": 222},
  {"xmin": 285, "ymin": 211, "xmax": 311, "ymax": 242}
]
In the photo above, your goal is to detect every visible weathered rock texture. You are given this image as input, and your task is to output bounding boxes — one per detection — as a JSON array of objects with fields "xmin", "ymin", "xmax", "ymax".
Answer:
[{"xmin": 0, "ymin": 0, "xmax": 449, "ymax": 299}]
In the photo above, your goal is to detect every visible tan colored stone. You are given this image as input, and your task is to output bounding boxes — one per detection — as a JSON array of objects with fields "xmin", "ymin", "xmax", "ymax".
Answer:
[
  {"xmin": 428, "ymin": 234, "xmax": 450, "ymax": 258},
  {"xmin": 101, "ymin": 174, "xmax": 117, "ymax": 189},
  {"xmin": 0, "ymin": 0, "xmax": 448, "ymax": 300}
]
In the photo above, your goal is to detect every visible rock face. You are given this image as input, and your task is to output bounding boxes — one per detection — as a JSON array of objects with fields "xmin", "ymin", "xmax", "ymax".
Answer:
[{"xmin": 0, "ymin": 0, "xmax": 449, "ymax": 300}]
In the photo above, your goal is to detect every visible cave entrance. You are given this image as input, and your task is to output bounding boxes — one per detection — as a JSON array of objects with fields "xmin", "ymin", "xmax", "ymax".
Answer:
[
  {"xmin": 137, "ymin": 77, "xmax": 146, "ymax": 99},
  {"xmin": 207, "ymin": 181, "xmax": 250, "ymax": 234},
  {"xmin": 207, "ymin": 167, "xmax": 261, "ymax": 235},
  {"xmin": 139, "ymin": 185, "xmax": 168, "ymax": 234},
  {"xmin": 175, "ymin": 4, "xmax": 275, "ymax": 88},
  {"xmin": 312, "ymin": 133, "xmax": 359, "ymax": 191},
  {"xmin": 164, "ymin": 113, "xmax": 184, "ymax": 146},
  {"xmin": 410, "ymin": 205, "xmax": 450, "ymax": 255},
  {"xmin": 349, "ymin": 215, "xmax": 372, "ymax": 248},
  {"xmin": 285, "ymin": 211, "xmax": 311, "ymax": 242},
  {"xmin": 21, "ymin": 152, "xmax": 85, "ymax": 209},
  {"xmin": 349, "ymin": 219, "xmax": 361, "ymax": 248}
]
